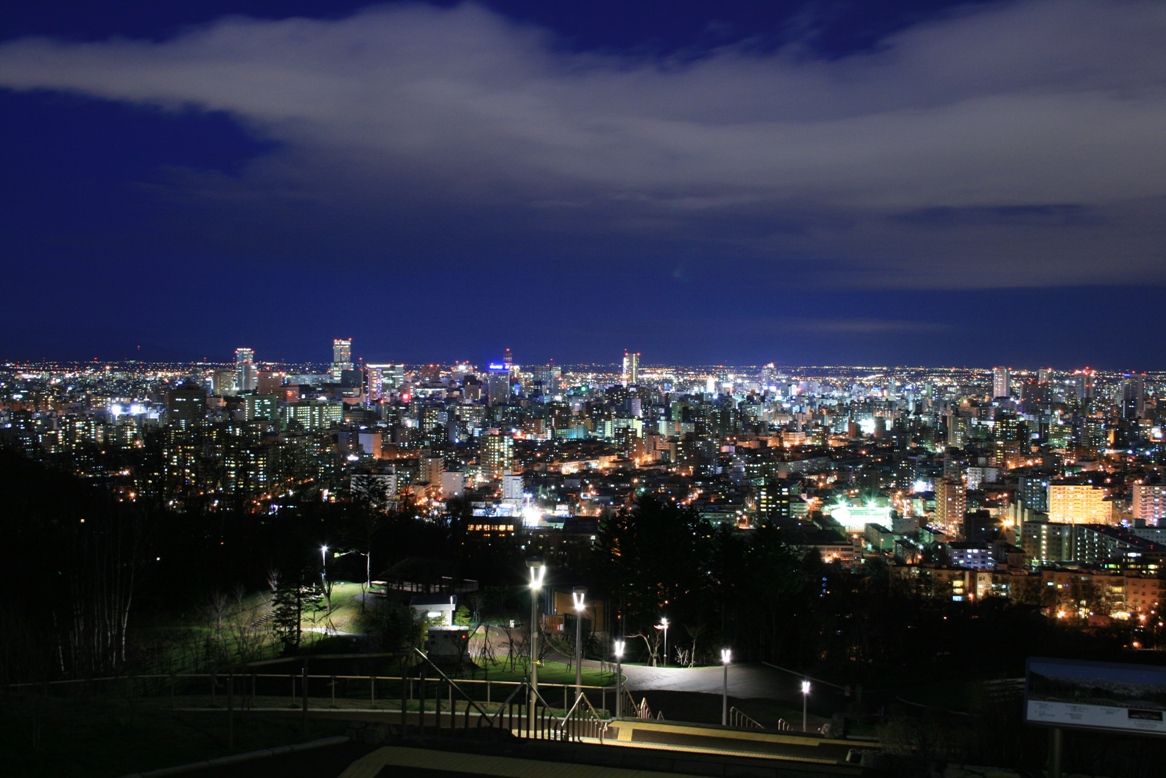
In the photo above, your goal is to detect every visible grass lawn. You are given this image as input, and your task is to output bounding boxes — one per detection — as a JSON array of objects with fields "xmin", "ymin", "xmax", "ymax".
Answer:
[
  {"xmin": 465, "ymin": 659, "xmax": 617, "ymax": 688},
  {"xmin": 316, "ymin": 581, "xmax": 367, "ymax": 634}
]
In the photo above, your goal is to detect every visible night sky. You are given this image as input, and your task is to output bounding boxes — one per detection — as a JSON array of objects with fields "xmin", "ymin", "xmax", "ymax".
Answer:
[{"xmin": 3, "ymin": 1, "xmax": 1165, "ymax": 369}]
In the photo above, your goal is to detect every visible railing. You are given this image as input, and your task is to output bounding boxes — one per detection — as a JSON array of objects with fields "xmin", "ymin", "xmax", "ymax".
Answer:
[
  {"xmin": 728, "ymin": 706, "xmax": 764, "ymax": 730},
  {"xmin": 3, "ymin": 651, "xmax": 621, "ymax": 743},
  {"xmin": 774, "ymin": 717, "xmax": 823, "ymax": 734},
  {"xmin": 559, "ymin": 691, "xmax": 608, "ymax": 742},
  {"xmin": 620, "ymin": 692, "xmax": 663, "ymax": 721},
  {"xmin": 3, "ymin": 671, "xmax": 612, "ymax": 716}
]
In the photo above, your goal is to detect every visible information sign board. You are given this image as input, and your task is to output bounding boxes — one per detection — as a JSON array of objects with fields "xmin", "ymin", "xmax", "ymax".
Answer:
[{"xmin": 1026, "ymin": 657, "xmax": 1166, "ymax": 735}]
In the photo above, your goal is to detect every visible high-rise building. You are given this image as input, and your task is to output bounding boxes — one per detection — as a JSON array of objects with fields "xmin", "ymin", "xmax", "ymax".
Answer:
[
  {"xmin": 756, "ymin": 479, "xmax": 792, "ymax": 521},
  {"xmin": 502, "ymin": 472, "xmax": 524, "ymax": 501},
  {"xmin": 992, "ymin": 367, "xmax": 1010, "ymax": 399},
  {"xmin": 1122, "ymin": 373, "xmax": 1146, "ymax": 420},
  {"xmin": 212, "ymin": 368, "xmax": 236, "ymax": 397},
  {"xmin": 243, "ymin": 394, "xmax": 279, "ymax": 422},
  {"xmin": 1132, "ymin": 483, "xmax": 1166, "ymax": 526},
  {"xmin": 235, "ymin": 348, "xmax": 257, "ymax": 393},
  {"xmin": 366, "ymin": 364, "xmax": 406, "ymax": 401},
  {"xmin": 529, "ymin": 363, "xmax": 562, "ymax": 395},
  {"xmin": 1018, "ymin": 475, "xmax": 1050, "ymax": 514},
  {"xmin": 420, "ymin": 456, "xmax": 444, "ymax": 485},
  {"xmin": 481, "ymin": 433, "xmax": 514, "ymax": 479},
  {"xmin": 1073, "ymin": 369, "xmax": 1096, "ymax": 402},
  {"xmin": 331, "ymin": 338, "xmax": 353, "ymax": 382},
  {"xmin": 257, "ymin": 371, "xmax": 285, "ymax": 395},
  {"xmin": 622, "ymin": 350, "xmax": 640, "ymax": 387},
  {"xmin": 486, "ymin": 366, "xmax": 511, "ymax": 406},
  {"xmin": 166, "ymin": 383, "xmax": 207, "ymax": 430},
  {"xmin": 1048, "ymin": 482, "xmax": 1113, "ymax": 525},
  {"xmin": 366, "ymin": 365, "xmax": 385, "ymax": 401},
  {"xmin": 935, "ymin": 476, "xmax": 967, "ymax": 532}
]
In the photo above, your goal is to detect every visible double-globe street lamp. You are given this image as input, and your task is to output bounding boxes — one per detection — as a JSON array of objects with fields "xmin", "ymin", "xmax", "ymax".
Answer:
[
  {"xmin": 526, "ymin": 557, "xmax": 546, "ymax": 729},
  {"xmin": 572, "ymin": 587, "xmax": 586, "ymax": 703}
]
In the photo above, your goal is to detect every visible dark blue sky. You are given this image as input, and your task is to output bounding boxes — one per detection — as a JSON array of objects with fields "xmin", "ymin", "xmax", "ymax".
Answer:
[{"xmin": 3, "ymin": 1, "xmax": 1165, "ymax": 369}]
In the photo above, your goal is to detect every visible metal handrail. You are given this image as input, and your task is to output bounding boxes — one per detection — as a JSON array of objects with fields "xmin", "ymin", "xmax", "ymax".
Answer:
[
  {"xmin": 558, "ymin": 692, "xmax": 609, "ymax": 743},
  {"xmin": 728, "ymin": 706, "xmax": 764, "ymax": 730}
]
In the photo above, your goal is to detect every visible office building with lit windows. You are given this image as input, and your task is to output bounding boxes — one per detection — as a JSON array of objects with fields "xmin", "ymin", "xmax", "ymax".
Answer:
[
  {"xmin": 331, "ymin": 338, "xmax": 353, "ymax": 382},
  {"xmin": 234, "ymin": 348, "xmax": 257, "ymax": 393}
]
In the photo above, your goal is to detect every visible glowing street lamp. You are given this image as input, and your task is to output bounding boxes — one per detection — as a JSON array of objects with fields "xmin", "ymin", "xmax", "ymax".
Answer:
[
  {"xmin": 526, "ymin": 557, "xmax": 546, "ymax": 728},
  {"xmin": 721, "ymin": 648, "xmax": 731, "ymax": 726},
  {"xmin": 801, "ymin": 679, "xmax": 811, "ymax": 733},
  {"xmin": 572, "ymin": 587, "xmax": 587, "ymax": 702},
  {"xmin": 320, "ymin": 545, "xmax": 329, "ymax": 582},
  {"xmin": 658, "ymin": 617, "xmax": 669, "ymax": 667},
  {"xmin": 613, "ymin": 639, "xmax": 625, "ymax": 719}
]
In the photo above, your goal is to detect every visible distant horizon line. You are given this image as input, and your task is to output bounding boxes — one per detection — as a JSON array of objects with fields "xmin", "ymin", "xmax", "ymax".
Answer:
[{"xmin": 1, "ymin": 358, "xmax": 1154, "ymax": 376}]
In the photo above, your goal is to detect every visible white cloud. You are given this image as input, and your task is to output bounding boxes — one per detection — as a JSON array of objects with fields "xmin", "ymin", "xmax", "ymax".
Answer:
[{"xmin": 2, "ymin": 0, "xmax": 1165, "ymax": 287}]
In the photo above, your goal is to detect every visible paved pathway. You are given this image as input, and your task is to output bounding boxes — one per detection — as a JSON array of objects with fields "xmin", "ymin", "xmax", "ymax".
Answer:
[{"xmin": 620, "ymin": 662, "xmax": 797, "ymax": 702}]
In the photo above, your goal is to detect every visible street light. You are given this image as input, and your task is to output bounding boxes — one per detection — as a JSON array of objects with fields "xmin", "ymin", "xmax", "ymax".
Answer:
[
  {"xmin": 613, "ymin": 639, "xmax": 625, "ymax": 719},
  {"xmin": 661, "ymin": 617, "xmax": 670, "ymax": 667},
  {"xmin": 801, "ymin": 679, "xmax": 811, "ymax": 733},
  {"xmin": 721, "ymin": 648, "xmax": 731, "ymax": 726},
  {"xmin": 320, "ymin": 544, "xmax": 328, "ymax": 582},
  {"xmin": 526, "ymin": 557, "xmax": 546, "ymax": 728},
  {"xmin": 572, "ymin": 587, "xmax": 587, "ymax": 703}
]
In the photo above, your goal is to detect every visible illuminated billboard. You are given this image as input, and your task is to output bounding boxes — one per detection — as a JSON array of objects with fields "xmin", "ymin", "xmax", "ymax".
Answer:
[{"xmin": 1026, "ymin": 657, "xmax": 1166, "ymax": 735}]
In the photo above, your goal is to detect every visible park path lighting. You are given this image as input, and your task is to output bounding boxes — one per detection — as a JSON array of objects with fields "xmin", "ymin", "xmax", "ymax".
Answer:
[
  {"xmin": 721, "ymin": 648, "xmax": 731, "ymax": 726},
  {"xmin": 526, "ymin": 557, "xmax": 546, "ymax": 728},
  {"xmin": 320, "ymin": 544, "xmax": 331, "ymax": 614},
  {"xmin": 661, "ymin": 617, "xmax": 669, "ymax": 667},
  {"xmin": 801, "ymin": 679, "xmax": 811, "ymax": 732},
  {"xmin": 613, "ymin": 639, "xmax": 625, "ymax": 718},
  {"xmin": 572, "ymin": 587, "xmax": 587, "ymax": 702}
]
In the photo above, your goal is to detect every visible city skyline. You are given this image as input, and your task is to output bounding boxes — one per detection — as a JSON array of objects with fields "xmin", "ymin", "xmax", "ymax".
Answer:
[{"xmin": 4, "ymin": 1, "xmax": 1166, "ymax": 368}]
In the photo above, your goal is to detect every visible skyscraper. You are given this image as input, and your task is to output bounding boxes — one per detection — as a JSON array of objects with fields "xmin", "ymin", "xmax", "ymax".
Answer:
[
  {"xmin": 992, "ymin": 367, "xmax": 1010, "ymax": 399},
  {"xmin": 1073, "ymin": 369, "xmax": 1096, "ymax": 402},
  {"xmin": 1122, "ymin": 373, "xmax": 1146, "ymax": 420},
  {"xmin": 331, "ymin": 338, "xmax": 353, "ymax": 382},
  {"xmin": 235, "ymin": 348, "xmax": 257, "ymax": 393},
  {"xmin": 622, "ymin": 350, "xmax": 640, "ymax": 387},
  {"xmin": 482, "ymin": 432, "xmax": 514, "ymax": 479},
  {"xmin": 486, "ymin": 367, "xmax": 511, "ymax": 406}
]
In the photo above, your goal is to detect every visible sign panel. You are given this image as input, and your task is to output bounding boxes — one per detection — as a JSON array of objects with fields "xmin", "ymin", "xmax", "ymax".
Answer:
[{"xmin": 1026, "ymin": 657, "xmax": 1166, "ymax": 735}]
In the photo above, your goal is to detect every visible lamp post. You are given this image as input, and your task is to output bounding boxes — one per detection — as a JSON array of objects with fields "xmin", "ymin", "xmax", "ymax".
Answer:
[
  {"xmin": 526, "ymin": 557, "xmax": 546, "ymax": 728},
  {"xmin": 320, "ymin": 545, "xmax": 330, "ymax": 613},
  {"xmin": 721, "ymin": 648, "xmax": 731, "ymax": 726},
  {"xmin": 572, "ymin": 587, "xmax": 586, "ymax": 703},
  {"xmin": 801, "ymin": 679, "xmax": 811, "ymax": 733},
  {"xmin": 659, "ymin": 617, "xmax": 669, "ymax": 667},
  {"xmin": 613, "ymin": 639, "xmax": 625, "ymax": 719}
]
